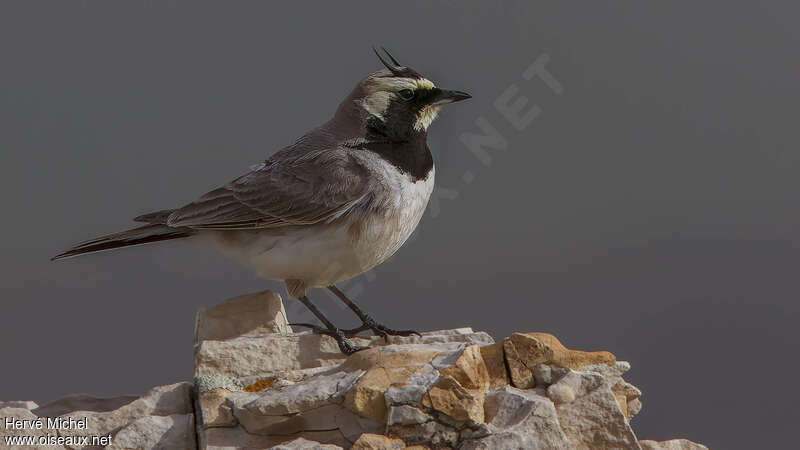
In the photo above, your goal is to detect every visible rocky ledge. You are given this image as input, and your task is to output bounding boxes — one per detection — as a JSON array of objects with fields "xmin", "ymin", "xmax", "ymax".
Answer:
[{"xmin": 1, "ymin": 291, "xmax": 708, "ymax": 449}]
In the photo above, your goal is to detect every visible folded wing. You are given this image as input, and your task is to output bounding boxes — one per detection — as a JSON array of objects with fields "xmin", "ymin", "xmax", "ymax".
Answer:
[{"xmin": 165, "ymin": 147, "xmax": 371, "ymax": 230}]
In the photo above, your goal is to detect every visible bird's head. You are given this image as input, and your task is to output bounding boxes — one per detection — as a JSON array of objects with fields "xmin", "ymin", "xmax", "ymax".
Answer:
[{"xmin": 337, "ymin": 47, "xmax": 471, "ymax": 142}]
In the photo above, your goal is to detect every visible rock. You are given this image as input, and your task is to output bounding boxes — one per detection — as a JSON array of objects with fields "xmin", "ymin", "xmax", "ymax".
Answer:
[
  {"xmin": 388, "ymin": 420, "xmax": 460, "ymax": 448},
  {"xmin": 32, "ymin": 393, "xmax": 139, "ymax": 417},
  {"xmin": 387, "ymin": 405, "xmax": 432, "ymax": 426},
  {"xmin": 108, "ymin": 414, "xmax": 195, "ymax": 450},
  {"xmin": 54, "ymin": 382, "xmax": 193, "ymax": 449},
  {"xmin": 198, "ymin": 388, "xmax": 237, "ymax": 428},
  {"xmin": 549, "ymin": 370, "xmax": 639, "ymax": 449},
  {"xmin": 422, "ymin": 375, "xmax": 484, "ymax": 424},
  {"xmin": 384, "ymin": 327, "xmax": 494, "ymax": 347},
  {"xmin": 2, "ymin": 291, "xmax": 707, "ymax": 450},
  {"xmin": 195, "ymin": 290, "xmax": 292, "ymax": 342},
  {"xmin": 383, "ymin": 364, "xmax": 440, "ymax": 406},
  {"xmin": 435, "ymin": 344, "xmax": 490, "ymax": 393},
  {"xmin": 343, "ymin": 345, "xmax": 440, "ymax": 421},
  {"xmin": 352, "ymin": 433, "xmax": 406, "ymax": 449},
  {"xmin": 532, "ymin": 363, "xmax": 553, "ymax": 386},
  {"xmin": 0, "ymin": 407, "xmax": 68, "ymax": 450},
  {"xmin": 547, "ymin": 382, "xmax": 576, "ymax": 404},
  {"xmin": 268, "ymin": 437, "xmax": 344, "ymax": 449},
  {"xmin": 195, "ymin": 373, "xmax": 244, "ymax": 393},
  {"xmin": 230, "ymin": 370, "xmax": 364, "ymax": 434},
  {"xmin": 581, "ymin": 361, "xmax": 643, "ymax": 419},
  {"xmin": 629, "ymin": 398, "xmax": 643, "ymax": 417},
  {"xmin": 203, "ymin": 427, "xmax": 349, "ymax": 449},
  {"xmin": 478, "ymin": 342, "xmax": 510, "ymax": 388},
  {"xmin": 504, "ymin": 333, "xmax": 617, "ymax": 389},
  {"xmin": 460, "ymin": 386, "xmax": 571, "ymax": 449},
  {"xmin": 639, "ymin": 439, "xmax": 709, "ymax": 450},
  {"xmin": 195, "ymin": 325, "xmax": 493, "ymax": 382},
  {"xmin": 195, "ymin": 331, "xmax": 355, "ymax": 380},
  {"xmin": 0, "ymin": 400, "xmax": 38, "ymax": 409}
]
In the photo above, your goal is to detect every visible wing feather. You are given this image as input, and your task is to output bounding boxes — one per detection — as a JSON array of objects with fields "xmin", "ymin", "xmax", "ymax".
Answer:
[{"xmin": 166, "ymin": 146, "xmax": 370, "ymax": 230}]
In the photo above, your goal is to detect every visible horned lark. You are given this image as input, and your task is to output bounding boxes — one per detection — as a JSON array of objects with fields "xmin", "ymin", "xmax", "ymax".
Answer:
[{"xmin": 54, "ymin": 48, "xmax": 471, "ymax": 354}]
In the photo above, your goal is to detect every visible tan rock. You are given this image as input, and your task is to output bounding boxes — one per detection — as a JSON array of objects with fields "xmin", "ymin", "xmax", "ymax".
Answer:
[
  {"xmin": 504, "ymin": 333, "xmax": 616, "ymax": 388},
  {"xmin": 352, "ymin": 433, "xmax": 406, "ymax": 449},
  {"xmin": 502, "ymin": 338, "xmax": 535, "ymax": 389},
  {"xmin": 198, "ymin": 388, "xmax": 237, "ymax": 428},
  {"xmin": 195, "ymin": 290, "xmax": 291, "ymax": 342},
  {"xmin": 345, "ymin": 368, "xmax": 393, "ymax": 421},
  {"xmin": 343, "ymin": 346, "xmax": 440, "ymax": 421},
  {"xmin": 640, "ymin": 439, "xmax": 709, "ymax": 450},
  {"xmin": 422, "ymin": 375, "xmax": 484, "ymax": 424},
  {"xmin": 437, "ymin": 345, "xmax": 490, "ymax": 392},
  {"xmin": 478, "ymin": 343, "xmax": 509, "ymax": 388}
]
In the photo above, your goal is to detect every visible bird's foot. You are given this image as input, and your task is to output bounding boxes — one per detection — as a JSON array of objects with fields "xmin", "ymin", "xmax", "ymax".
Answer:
[
  {"xmin": 340, "ymin": 315, "xmax": 422, "ymax": 342},
  {"xmin": 289, "ymin": 323, "xmax": 368, "ymax": 355}
]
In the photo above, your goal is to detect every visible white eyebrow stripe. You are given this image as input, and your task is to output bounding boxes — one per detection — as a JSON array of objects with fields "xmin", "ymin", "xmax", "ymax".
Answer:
[{"xmin": 365, "ymin": 76, "xmax": 436, "ymax": 94}]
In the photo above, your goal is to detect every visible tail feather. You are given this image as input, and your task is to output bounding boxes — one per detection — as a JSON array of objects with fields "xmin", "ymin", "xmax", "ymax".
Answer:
[{"xmin": 51, "ymin": 224, "xmax": 193, "ymax": 261}]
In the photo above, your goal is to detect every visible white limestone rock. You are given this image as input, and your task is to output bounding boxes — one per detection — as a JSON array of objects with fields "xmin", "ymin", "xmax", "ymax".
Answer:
[
  {"xmin": 195, "ymin": 290, "xmax": 292, "ymax": 342},
  {"xmin": 54, "ymin": 382, "xmax": 193, "ymax": 449},
  {"xmin": 460, "ymin": 386, "xmax": 571, "ymax": 449},
  {"xmin": 229, "ymin": 370, "xmax": 370, "ymax": 438},
  {"xmin": 108, "ymin": 414, "xmax": 196, "ymax": 450},
  {"xmin": 549, "ymin": 370, "xmax": 639, "ymax": 449},
  {"xmin": 387, "ymin": 405, "xmax": 433, "ymax": 426},
  {"xmin": 195, "ymin": 332, "xmax": 358, "ymax": 379}
]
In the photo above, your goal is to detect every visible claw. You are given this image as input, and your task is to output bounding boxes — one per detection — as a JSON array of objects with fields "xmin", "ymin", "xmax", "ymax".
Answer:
[{"xmin": 340, "ymin": 316, "xmax": 422, "ymax": 341}]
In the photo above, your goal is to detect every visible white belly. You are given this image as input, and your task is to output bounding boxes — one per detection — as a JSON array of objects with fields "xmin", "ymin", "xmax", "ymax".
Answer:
[{"xmin": 194, "ymin": 165, "xmax": 435, "ymax": 290}]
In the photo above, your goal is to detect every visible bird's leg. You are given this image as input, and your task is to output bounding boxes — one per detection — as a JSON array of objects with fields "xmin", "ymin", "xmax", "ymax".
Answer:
[
  {"xmin": 327, "ymin": 285, "xmax": 421, "ymax": 341},
  {"xmin": 290, "ymin": 295, "xmax": 368, "ymax": 355}
]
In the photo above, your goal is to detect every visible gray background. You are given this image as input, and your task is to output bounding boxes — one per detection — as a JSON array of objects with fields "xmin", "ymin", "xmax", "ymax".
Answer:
[{"xmin": 1, "ymin": 2, "xmax": 798, "ymax": 448}]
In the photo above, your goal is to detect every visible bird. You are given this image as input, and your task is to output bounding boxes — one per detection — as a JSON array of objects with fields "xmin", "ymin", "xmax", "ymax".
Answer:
[{"xmin": 52, "ymin": 47, "xmax": 471, "ymax": 354}]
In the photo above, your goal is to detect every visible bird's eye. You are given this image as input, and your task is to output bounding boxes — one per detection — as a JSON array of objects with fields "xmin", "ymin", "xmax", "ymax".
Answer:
[{"xmin": 398, "ymin": 89, "xmax": 415, "ymax": 100}]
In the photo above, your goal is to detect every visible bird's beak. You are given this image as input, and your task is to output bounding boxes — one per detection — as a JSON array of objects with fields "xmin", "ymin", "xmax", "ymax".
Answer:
[{"xmin": 429, "ymin": 89, "xmax": 472, "ymax": 106}]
